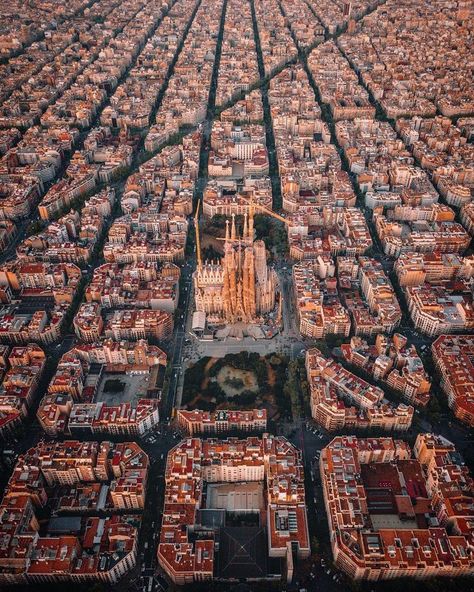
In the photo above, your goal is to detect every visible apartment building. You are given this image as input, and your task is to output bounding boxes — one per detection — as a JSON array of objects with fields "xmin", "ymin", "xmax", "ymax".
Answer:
[
  {"xmin": 177, "ymin": 409, "xmax": 267, "ymax": 435},
  {"xmin": 293, "ymin": 260, "xmax": 351, "ymax": 338},
  {"xmin": 320, "ymin": 434, "xmax": 474, "ymax": 580},
  {"xmin": 0, "ymin": 343, "xmax": 45, "ymax": 438},
  {"xmin": 0, "ymin": 440, "xmax": 149, "ymax": 584},
  {"xmin": 431, "ymin": 335, "xmax": 474, "ymax": 427},
  {"xmin": 158, "ymin": 435, "xmax": 310, "ymax": 584},
  {"xmin": 341, "ymin": 334, "xmax": 431, "ymax": 406},
  {"xmin": 306, "ymin": 348, "xmax": 413, "ymax": 432}
]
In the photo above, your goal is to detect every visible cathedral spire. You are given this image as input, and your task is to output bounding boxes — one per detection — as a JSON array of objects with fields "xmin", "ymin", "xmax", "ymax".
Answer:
[
  {"xmin": 237, "ymin": 239, "xmax": 242, "ymax": 274},
  {"xmin": 248, "ymin": 202, "xmax": 254, "ymax": 240},
  {"xmin": 225, "ymin": 218, "xmax": 230, "ymax": 242},
  {"xmin": 231, "ymin": 213, "xmax": 236, "ymax": 240}
]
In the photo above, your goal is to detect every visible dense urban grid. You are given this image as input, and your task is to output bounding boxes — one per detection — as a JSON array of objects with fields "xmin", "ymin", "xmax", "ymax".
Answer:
[{"xmin": 0, "ymin": 0, "xmax": 472, "ymax": 591}]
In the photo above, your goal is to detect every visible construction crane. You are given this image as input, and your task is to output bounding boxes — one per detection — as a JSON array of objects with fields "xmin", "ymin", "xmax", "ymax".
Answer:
[
  {"xmin": 239, "ymin": 195, "xmax": 291, "ymax": 226},
  {"xmin": 197, "ymin": 195, "xmax": 292, "ymax": 249}
]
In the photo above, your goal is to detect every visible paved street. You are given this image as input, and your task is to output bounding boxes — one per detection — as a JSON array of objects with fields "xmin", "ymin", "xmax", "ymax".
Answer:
[
  {"xmin": 116, "ymin": 429, "xmax": 181, "ymax": 592},
  {"xmin": 161, "ymin": 246, "xmax": 195, "ymax": 421}
]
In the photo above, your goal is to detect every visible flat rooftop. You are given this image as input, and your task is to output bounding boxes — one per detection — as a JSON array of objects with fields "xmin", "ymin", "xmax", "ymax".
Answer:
[{"xmin": 206, "ymin": 482, "xmax": 264, "ymax": 512}]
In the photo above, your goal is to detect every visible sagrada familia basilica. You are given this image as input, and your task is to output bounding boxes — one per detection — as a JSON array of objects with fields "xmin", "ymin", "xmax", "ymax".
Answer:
[{"xmin": 193, "ymin": 204, "xmax": 280, "ymax": 330}]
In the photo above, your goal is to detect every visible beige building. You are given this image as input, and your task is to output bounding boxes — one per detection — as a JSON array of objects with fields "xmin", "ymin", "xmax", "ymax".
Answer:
[{"xmin": 193, "ymin": 208, "xmax": 278, "ymax": 326}]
